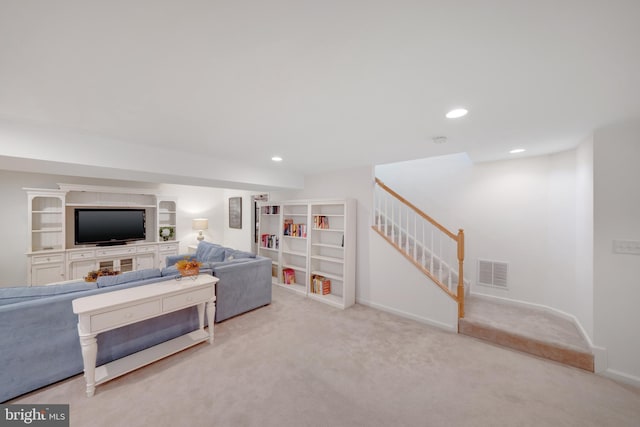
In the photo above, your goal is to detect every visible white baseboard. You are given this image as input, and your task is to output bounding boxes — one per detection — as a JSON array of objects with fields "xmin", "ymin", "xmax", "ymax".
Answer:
[
  {"xmin": 356, "ymin": 298, "xmax": 458, "ymax": 333},
  {"xmin": 601, "ymin": 368, "xmax": 640, "ymax": 389}
]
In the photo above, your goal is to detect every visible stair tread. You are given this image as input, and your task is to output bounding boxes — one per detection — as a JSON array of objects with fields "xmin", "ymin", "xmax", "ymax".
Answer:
[
  {"xmin": 459, "ymin": 319, "xmax": 594, "ymax": 372},
  {"xmin": 462, "ymin": 296, "xmax": 592, "ymax": 353}
]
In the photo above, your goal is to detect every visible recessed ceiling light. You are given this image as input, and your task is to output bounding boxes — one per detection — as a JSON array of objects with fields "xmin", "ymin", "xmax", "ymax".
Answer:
[
  {"xmin": 509, "ymin": 148, "xmax": 526, "ymax": 154},
  {"xmin": 446, "ymin": 108, "xmax": 468, "ymax": 119},
  {"xmin": 271, "ymin": 156, "xmax": 283, "ymax": 162}
]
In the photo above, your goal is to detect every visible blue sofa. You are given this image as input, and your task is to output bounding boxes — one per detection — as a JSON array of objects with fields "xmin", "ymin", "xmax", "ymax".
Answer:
[
  {"xmin": 163, "ymin": 241, "xmax": 272, "ymax": 322},
  {"xmin": 0, "ymin": 244, "xmax": 271, "ymax": 402}
]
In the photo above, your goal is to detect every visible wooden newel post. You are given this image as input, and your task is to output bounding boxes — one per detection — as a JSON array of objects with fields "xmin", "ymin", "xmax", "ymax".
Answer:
[{"xmin": 457, "ymin": 229, "xmax": 465, "ymax": 318}]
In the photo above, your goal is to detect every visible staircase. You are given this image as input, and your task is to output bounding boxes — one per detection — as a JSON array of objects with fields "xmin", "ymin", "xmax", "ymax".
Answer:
[
  {"xmin": 372, "ymin": 178, "xmax": 466, "ymax": 318},
  {"xmin": 373, "ymin": 177, "xmax": 594, "ymax": 371}
]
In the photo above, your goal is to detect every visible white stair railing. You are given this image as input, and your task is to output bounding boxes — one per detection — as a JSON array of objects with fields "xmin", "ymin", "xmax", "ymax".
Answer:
[{"xmin": 373, "ymin": 178, "xmax": 466, "ymax": 318}]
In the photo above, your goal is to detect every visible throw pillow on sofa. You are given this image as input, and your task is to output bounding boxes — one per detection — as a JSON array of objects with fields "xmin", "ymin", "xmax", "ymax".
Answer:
[{"xmin": 194, "ymin": 242, "xmax": 226, "ymax": 263}]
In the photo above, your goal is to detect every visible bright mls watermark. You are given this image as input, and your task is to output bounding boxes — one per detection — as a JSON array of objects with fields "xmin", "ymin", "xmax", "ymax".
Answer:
[{"xmin": 0, "ymin": 405, "xmax": 69, "ymax": 426}]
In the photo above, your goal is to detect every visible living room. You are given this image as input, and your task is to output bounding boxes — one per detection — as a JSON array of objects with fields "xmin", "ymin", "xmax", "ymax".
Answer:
[{"xmin": 1, "ymin": 1, "xmax": 639, "ymax": 425}]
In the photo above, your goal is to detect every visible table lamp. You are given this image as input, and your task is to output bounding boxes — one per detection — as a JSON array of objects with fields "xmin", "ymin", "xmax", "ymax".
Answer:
[{"xmin": 192, "ymin": 218, "xmax": 209, "ymax": 242}]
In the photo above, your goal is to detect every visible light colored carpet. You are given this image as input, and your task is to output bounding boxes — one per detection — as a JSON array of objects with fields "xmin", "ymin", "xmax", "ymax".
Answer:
[{"xmin": 11, "ymin": 286, "xmax": 640, "ymax": 427}]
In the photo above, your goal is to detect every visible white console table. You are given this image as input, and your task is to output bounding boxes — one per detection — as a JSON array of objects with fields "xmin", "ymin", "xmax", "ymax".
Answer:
[{"xmin": 72, "ymin": 274, "xmax": 218, "ymax": 397}]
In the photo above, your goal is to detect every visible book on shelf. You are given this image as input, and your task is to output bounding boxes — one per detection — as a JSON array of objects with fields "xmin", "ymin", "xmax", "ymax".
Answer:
[
  {"xmin": 261, "ymin": 206, "xmax": 280, "ymax": 215},
  {"xmin": 283, "ymin": 219, "xmax": 307, "ymax": 237},
  {"xmin": 310, "ymin": 274, "xmax": 331, "ymax": 295},
  {"xmin": 261, "ymin": 233, "xmax": 279, "ymax": 249},
  {"xmin": 313, "ymin": 215, "xmax": 329, "ymax": 229},
  {"xmin": 282, "ymin": 268, "xmax": 296, "ymax": 284}
]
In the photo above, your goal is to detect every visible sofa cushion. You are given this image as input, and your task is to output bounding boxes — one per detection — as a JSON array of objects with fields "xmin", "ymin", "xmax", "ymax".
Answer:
[
  {"xmin": 97, "ymin": 268, "xmax": 162, "ymax": 288},
  {"xmin": 195, "ymin": 242, "xmax": 226, "ymax": 263},
  {"xmin": 223, "ymin": 248, "xmax": 256, "ymax": 261},
  {"xmin": 0, "ymin": 281, "xmax": 98, "ymax": 306}
]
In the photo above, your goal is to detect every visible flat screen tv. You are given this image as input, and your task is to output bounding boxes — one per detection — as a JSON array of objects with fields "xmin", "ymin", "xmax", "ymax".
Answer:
[{"xmin": 75, "ymin": 208, "xmax": 146, "ymax": 246}]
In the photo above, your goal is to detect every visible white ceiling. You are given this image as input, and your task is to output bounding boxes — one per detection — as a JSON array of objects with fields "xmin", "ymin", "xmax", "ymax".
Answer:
[{"xmin": 1, "ymin": 1, "xmax": 639, "ymax": 185}]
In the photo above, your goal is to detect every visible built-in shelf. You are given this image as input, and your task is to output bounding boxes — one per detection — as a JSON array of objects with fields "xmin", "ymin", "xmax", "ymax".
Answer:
[
  {"xmin": 310, "ymin": 255, "xmax": 344, "ymax": 264},
  {"xmin": 282, "ymin": 264, "xmax": 307, "ymax": 272},
  {"xmin": 312, "ymin": 243, "xmax": 344, "ymax": 249},
  {"xmin": 25, "ymin": 185, "xmax": 180, "ymax": 286},
  {"xmin": 310, "ymin": 270, "xmax": 343, "ymax": 282},
  {"xmin": 282, "ymin": 250, "xmax": 306, "ymax": 257}
]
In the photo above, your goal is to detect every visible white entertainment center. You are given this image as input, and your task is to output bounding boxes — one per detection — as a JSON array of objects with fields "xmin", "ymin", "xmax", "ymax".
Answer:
[{"xmin": 25, "ymin": 184, "xmax": 179, "ymax": 286}]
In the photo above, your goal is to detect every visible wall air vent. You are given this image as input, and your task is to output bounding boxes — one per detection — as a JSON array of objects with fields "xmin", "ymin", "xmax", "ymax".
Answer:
[{"xmin": 477, "ymin": 259, "xmax": 509, "ymax": 289}]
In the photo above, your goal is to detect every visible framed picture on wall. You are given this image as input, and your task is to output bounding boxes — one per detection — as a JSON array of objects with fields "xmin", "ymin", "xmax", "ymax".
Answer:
[{"xmin": 229, "ymin": 197, "xmax": 242, "ymax": 229}]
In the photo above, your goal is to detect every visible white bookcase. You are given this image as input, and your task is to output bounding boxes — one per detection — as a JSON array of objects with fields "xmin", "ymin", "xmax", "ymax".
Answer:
[
  {"xmin": 25, "ymin": 185, "xmax": 180, "ymax": 286},
  {"xmin": 257, "ymin": 199, "xmax": 355, "ymax": 309}
]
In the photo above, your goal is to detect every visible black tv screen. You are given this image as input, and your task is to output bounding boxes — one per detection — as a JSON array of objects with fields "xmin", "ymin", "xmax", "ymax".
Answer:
[{"xmin": 75, "ymin": 209, "xmax": 146, "ymax": 245}]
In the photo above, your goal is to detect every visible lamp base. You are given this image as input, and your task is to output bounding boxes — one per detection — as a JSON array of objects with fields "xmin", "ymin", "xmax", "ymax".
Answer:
[{"xmin": 197, "ymin": 231, "xmax": 204, "ymax": 241}]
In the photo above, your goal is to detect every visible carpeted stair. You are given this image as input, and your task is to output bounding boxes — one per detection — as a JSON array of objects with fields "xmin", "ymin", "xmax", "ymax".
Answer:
[{"xmin": 459, "ymin": 295, "xmax": 594, "ymax": 372}]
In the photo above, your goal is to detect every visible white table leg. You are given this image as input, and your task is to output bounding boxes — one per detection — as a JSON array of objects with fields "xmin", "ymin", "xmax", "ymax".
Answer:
[
  {"xmin": 206, "ymin": 299, "xmax": 216, "ymax": 344},
  {"xmin": 77, "ymin": 325, "xmax": 98, "ymax": 397},
  {"xmin": 197, "ymin": 302, "xmax": 205, "ymax": 331}
]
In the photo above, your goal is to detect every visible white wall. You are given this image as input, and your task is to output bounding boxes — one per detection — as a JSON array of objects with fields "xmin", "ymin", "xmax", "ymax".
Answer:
[
  {"xmin": 368, "ymin": 231, "xmax": 458, "ymax": 331},
  {"xmin": 593, "ymin": 119, "xmax": 640, "ymax": 385},
  {"xmin": 575, "ymin": 137, "xmax": 594, "ymax": 340},
  {"xmin": 0, "ymin": 171, "xmax": 229, "ymax": 287},
  {"xmin": 221, "ymin": 189, "xmax": 258, "ymax": 253},
  {"xmin": 156, "ymin": 183, "xmax": 226, "ymax": 253}
]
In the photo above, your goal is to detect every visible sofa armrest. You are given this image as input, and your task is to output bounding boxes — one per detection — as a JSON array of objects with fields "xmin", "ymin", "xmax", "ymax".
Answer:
[
  {"xmin": 212, "ymin": 257, "xmax": 272, "ymax": 322},
  {"xmin": 165, "ymin": 254, "xmax": 196, "ymax": 267}
]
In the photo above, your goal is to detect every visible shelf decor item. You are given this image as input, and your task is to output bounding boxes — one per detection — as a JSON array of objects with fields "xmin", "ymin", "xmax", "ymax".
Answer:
[
  {"xmin": 84, "ymin": 268, "xmax": 121, "ymax": 282},
  {"xmin": 159, "ymin": 226, "xmax": 175, "ymax": 241},
  {"xmin": 175, "ymin": 258, "xmax": 202, "ymax": 279}
]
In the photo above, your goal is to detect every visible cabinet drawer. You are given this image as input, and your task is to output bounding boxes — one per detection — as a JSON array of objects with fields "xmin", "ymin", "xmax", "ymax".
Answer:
[
  {"xmin": 163, "ymin": 288, "xmax": 212, "ymax": 312},
  {"xmin": 31, "ymin": 253, "xmax": 64, "ymax": 265},
  {"xmin": 159, "ymin": 243, "xmax": 179, "ymax": 253},
  {"xmin": 68, "ymin": 250, "xmax": 95, "ymax": 261},
  {"xmin": 96, "ymin": 246, "xmax": 137, "ymax": 257},
  {"xmin": 90, "ymin": 300, "xmax": 161, "ymax": 332},
  {"xmin": 136, "ymin": 245, "xmax": 157, "ymax": 254}
]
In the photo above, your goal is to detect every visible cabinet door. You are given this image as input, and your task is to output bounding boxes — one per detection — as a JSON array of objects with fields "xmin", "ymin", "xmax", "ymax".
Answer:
[
  {"xmin": 136, "ymin": 253, "xmax": 155, "ymax": 270},
  {"xmin": 71, "ymin": 260, "xmax": 97, "ymax": 280},
  {"xmin": 32, "ymin": 264, "xmax": 65, "ymax": 286}
]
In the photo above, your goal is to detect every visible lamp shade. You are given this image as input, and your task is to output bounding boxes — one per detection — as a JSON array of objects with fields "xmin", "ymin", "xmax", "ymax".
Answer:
[{"xmin": 192, "ymin": 218, "xmax": 209, "ymax": 231}]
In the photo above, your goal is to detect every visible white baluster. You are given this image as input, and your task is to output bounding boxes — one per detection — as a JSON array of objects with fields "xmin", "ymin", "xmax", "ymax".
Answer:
[
  {"xmin": 405, "ymin": 206, "xmax": 409, "ymax": 253},
  {"xmin": 413, "ymin": 212, "xmax": 418, "ymax": 261},
  {"xmin": 430, "ymin": 229, "xmax": 434, "ymax": 273},
  {"xmin": 421, "ymin": 221, "xmax": 425, "ymax": 267},
  {"xmin": 390, "ymin": 195, "xmax": 394, "ymax": 241}
]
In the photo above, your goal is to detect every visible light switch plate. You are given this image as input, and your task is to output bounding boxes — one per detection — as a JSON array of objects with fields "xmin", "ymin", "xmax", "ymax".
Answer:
[{"xmin": 613, "ymin": 240, "xmax": 640, "ymax": 255}]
